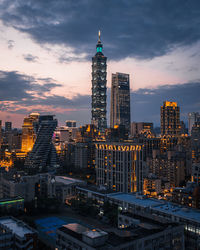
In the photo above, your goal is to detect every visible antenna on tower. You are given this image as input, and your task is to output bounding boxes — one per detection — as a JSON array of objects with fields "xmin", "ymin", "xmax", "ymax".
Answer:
[{"xmin": 98, "ymin": 30, "xmax": 101, "ymax": 42}]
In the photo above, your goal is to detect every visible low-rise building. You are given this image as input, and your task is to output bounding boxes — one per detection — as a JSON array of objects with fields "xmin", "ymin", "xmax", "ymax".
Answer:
[
  {"xmin": 56, "ymin": 221, "xmax": 184, "ymax": 250},
  {"xmin": 0, "ymin": 171, "xmax": 85, "ymax": 203},
  {"xmin": 0, "ymin": 196, "xmax": 24, "ymax": 212},
  {"xmin": 0, "ymin": 225, "xmax": 13, "ymax": 249},
  {"xmin": 0, "ymin": 216, "xmax": 38, "ymax": 249},
  {"xmin": 75, "ymin": 186, "xmax": 200, "ymax": 250}
]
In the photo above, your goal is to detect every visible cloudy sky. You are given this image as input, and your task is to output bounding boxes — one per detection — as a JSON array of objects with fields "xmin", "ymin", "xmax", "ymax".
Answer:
[{"xmin": 0, "ymin": 0, "xmax": 200, "ymax": 127}]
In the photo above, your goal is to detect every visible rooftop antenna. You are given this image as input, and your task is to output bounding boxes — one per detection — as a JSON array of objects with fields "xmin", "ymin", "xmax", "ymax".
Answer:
[{"xmin": 98, "ymin": 30, "xmax": 101, "ymax": 42}]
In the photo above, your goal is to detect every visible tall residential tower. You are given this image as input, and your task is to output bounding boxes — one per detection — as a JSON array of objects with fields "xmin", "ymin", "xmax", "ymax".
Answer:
[
  {"xmin": 110, "ymin": 72, "xmax": 130, "ymax": 132},
  {"xmin": 161, "ymin": 101, "xmax": 180, "ymax": 136},
  {"xmin": 91, "ymin": 31, "xmax": 107, "ymax": 131}
]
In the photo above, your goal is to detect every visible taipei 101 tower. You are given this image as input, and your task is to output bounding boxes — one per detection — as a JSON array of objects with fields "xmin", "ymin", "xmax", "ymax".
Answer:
[{"xmin": 91, "ymin": 31, "xmax": 107, "ymax": 131}]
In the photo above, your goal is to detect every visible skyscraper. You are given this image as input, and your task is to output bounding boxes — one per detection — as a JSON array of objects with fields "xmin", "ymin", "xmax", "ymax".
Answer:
[
  {"xmin": 24, "ymin": 115, "xmax": 58, "ymax": 173},
  {"xmin": 161, "ymin": 101, "xmax": 181, "ymax": 136},
  {"xmin": 110, "ymin": 72, "xmax": 130, "ymax": 131},
  {"xmin": 91, "ymin": 31, "xmax": 107, "ymax": 131},
  {"xmin": 5, "ymin": 122, "xmax": 12, "ymax": 132},
  {"xmin": 95, "ymin": 142, "xmax": 144, "ymax": 193},
  {"xmin": 21, "ymin": 113, "xmax": 40, "ymax": 153},
  {"xmin": 188, "ymin": 112, "xmax": 200, "ymax": 135}
]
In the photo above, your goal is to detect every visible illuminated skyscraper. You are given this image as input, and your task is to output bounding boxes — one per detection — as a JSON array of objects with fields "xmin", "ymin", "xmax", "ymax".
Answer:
[
  {"xmin": 21, "ymin": 113, "xmax": 40, "ymax": 153},
  {"xmin": 24, "ymin": 115, "xmax": 58, "ymax": 173},
  {"xmin": 95, "ymin": 142, "xmax": 144, "ymax": 192},
  {"xmin": 91, "ymin": 31, "xmax": 107, "ymax": 131},
  {"xmin": 161, "ymin": 101, "xmax": 181, "ymax": 136},
  {"xmin": 110, "ymin": 72, "xmax": 130, "ymax": 131}
]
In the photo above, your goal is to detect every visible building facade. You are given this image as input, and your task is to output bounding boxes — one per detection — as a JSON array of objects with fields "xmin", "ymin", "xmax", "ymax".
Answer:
[
  {"xmin": 24, "ymin": 115, "xmax": 58, "ymax": 173},
  {"xmin": 91, "ymin": 31, "xmax": 107, "ymax": 131},
  {"xmin": 21, "ymin": 112, "xmax": 40, "ymax": 153},
  {"xmin": 95, "ymin": 142, "xmax": 144, "ymax": 193},
  {"xmin": 161, "ymin": 101, "xmax": 180, "ymax": 136},
  {"xmin": 0, "ymin": 216, "xmax": 38, "ymax": 249},
  {"xmin": 147, "ymin": 150, "xmax": 185, "ymax": 187},
  {"xmin": 110, "ymin": 72, "xmax": 130, "ymax": 132},
  {"xmin": 188, "ymin": 112, "xmax": 200, "ymax": 135},
  {"xmin": 131, "ymin": 122, "xmax": 154, "ymax": 137},
  {"xmin": 5, "ymin": 121, "xmax": 12, "ymax": 132},
  {"xmin": 65, "ymin": 120, "xmax": 76, "ymax": 128}
]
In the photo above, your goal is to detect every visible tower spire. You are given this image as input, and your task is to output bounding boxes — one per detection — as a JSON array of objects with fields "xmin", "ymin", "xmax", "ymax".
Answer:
[{"xmin": 98, "ymin": 30, "xmax": 101, "ymax": 42}]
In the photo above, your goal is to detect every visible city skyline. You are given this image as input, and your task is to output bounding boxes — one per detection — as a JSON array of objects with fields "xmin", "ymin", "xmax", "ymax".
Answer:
[{"xmin": 0, "ymin": 1, "xmax": 200, "ymax": 127}]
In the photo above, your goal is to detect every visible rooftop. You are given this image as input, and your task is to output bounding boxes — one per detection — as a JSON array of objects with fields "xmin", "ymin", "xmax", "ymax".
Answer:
[
  {"xmin": 153, "ymin": 203, "xmax": 200, "ymax": 223},
  {"xmin": 0, "ymin": 196, "xmax": 24, "ymax": 205},
  {"xmin": 83, "ymin": 229, "xmax": 108, "ymax": 239},
  {"xmin": 0, "ymin": 217, "xmax": 36, "ymax": 238},
  {"xmin": 77, "ymin": 185, "xmax": 118, "ymax": 195},
  {"xmin": 55, "ymin": 176, "xmax": 85, "ymax": 185},
  {"xmin": 108, "ymin": 193, "xmax": 163, "ymax": 208},
  {"xmin": 108, "ymin": 193, "xmax": 200, "ymax": 224},
  {"xmin": 63, "ymin": 223, "xmax": 90, "ymax": 234}
]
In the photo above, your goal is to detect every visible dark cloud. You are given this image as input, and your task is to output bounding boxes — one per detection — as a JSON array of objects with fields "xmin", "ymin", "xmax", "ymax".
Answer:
[
  {"xmin": 0, "ymin": 0, "xmax": 200, "ymax": 60},
  {"xmin": 23, "ymin": 54, "xmax": 39, "ymax": 62},
  {"xmin": 0, "ymin": 70, "xmax": 61, "ymax": 101},
  {"xmin": 0, "ymin": 70, "xmax": 200, "ymax": 127},
  {"xmin": 0, "ymin": 70, "xmax": 91, "ymax": 125},
  {"xmin": 131, "ymin": 82, "xmax": 200, "ymax": 126},
  {"xmin": 7, "ymin": 40, "xmax": 14, "ymax": 49}
]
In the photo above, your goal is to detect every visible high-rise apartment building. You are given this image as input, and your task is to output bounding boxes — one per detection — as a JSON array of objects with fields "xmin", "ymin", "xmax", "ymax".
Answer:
[
  {"xmin": 24, "ymin": 115, "xmax": 58, "ymax": 173},
  {"xmin": 91, "ymin": 31, "xmax": 107, "ymax": 131},
  {"xmin": 65, "ymin": 120, "xmax": 76, "ymax": 128},
  {"xmin": 161, "ymin": 101, "xmax": 180, "ymax": 136},
  {"xmin": 131, "ymin": 122, "xmax": 154, "ymax": 137},
  {"xmin": 5, "ymin": 121, "xmax": 12, "ymax": 132},
  {"xmin": 21, "ymin": 112, "xmax": 40, "ymax": 153},
  {"xmin": 188, "ymin": 112, "xmax": 200, "ymax": 135},
  {"xmin": 95, "ymin": 142, "xmax": 144, "ymax": 193},
  {"xmin": 191, "ymin": 121, "xmax": 200, "ymax": 162},
  {"xmin": 110, "ymin": 73, "xmax": 130, "ymax": 132}
]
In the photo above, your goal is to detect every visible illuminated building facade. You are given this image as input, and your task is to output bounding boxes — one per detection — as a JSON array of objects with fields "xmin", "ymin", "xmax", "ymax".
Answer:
[
  {"xmin": 24, "ymin": 115, "xmax": 58, "ymax": 173},
  {"xmin": 131, "ymin": 122, "xmax": 154, "ymax": 138},
  {"xmin": 110, "ymin": 73, "xmax": 130, "ymax": 132},
  {"xmin": 161, "ymin": 101, "xmax": 180, "ymax": 136},
  {"xmin": 95, "ymin": 142, "xmax": 144, "ymax": 193},
  {"xmin": 91, "ymin": 31, "xmax": 107, "ymax": 131},
  {"xmin": 191, "ymin": 121, "xmax": 200, "ymax": 162},
  {"xmin": 192, "ymin": 162, "xmax": 200, "ymax": 184},
  {"xmin": 147, "ymin": 150, "xmax": 185, "ymax": 187},
  {"xmin": 21, "ymin": 112, "xmax": 39, "ymax": 153},
  {"xmin": 143, "ymin": 175, "xmax": 162, "ymax": 197},
  {"xmin": 172, "ymin": 182, "xmax": 200, "ymax": 209}
]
